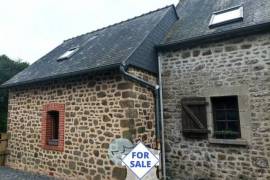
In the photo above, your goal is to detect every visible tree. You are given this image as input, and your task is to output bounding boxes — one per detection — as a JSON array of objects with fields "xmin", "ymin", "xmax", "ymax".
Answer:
[{"xmin": 0, "ymin": 55, "xmax": 29, "ymax": 132}]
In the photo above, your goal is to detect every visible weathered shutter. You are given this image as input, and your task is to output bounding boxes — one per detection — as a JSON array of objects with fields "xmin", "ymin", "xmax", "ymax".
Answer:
[{"xmin": 181, "ymin": 97, "xmax": 208, "ymax": 137}]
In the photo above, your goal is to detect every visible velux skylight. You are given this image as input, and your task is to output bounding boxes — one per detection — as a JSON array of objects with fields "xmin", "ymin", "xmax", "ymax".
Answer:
[
  {"xmin": 57, "ymin": 47, "xmax": 79, "ymax": 61},
  {"xmin": 57, "ymin": 35, "xmax": 97, "ymax": 61},
  {"xmin": 209, "ymin": 6, "xmax": 243, "ymax": 28}
]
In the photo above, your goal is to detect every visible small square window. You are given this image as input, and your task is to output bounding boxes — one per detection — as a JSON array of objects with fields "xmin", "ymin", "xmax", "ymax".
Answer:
[
  {"xmin": 211, "ymin": 96, "xmax": 241, "ymax": 139},
  {"xmin": 209, "ymin": 6, "xmax": 243, "ymax": 28}
]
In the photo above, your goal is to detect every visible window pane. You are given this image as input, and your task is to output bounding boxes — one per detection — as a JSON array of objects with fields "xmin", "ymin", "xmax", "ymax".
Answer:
[
  {"xmin": 209, "ymin": 6, "xmax": 243, "ymax": 27},
  {"xmin": 215, "ymin": 110, "xmax": 226, "ymax": 120},
  {"xmin": 58, "ymin": 47, "xmax": 79, "ymax": 60},
  {"xmin": 212, "ymin": 8, "xmax": 241, "ymax": 24},
  {"xmin": 47, "ymin": 111, "xmax": 60, "ymax": 145},
  {"xmin": 216, "ymin": 122, "xmax": 226, "ymax": 131},
  {"xmin": 213, "ymin": 102, "xmax": 225, "ymax": 109},
  {"xmin": 53, "ymin": 118, "xmax": 59, "ymax": 139},
  {"xmin": 227, "ymin": 122, "xmax": 240, "ymax": 132},
  {"xmin": 227, "ymin": 110, "xmax": 238, "ymax": 120},
  {"xmin": 225, "ymin": 101, "xmax": 238, "ymax": 108}
]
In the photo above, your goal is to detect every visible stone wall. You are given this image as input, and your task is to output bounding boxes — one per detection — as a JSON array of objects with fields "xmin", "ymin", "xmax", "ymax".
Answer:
[
  {"xmin": 126, "ymin": 67, "xmax": 157, "ymax": 148},
  {"xmin": 6, "ymin": 68, "xmax": 157, "ymax": 180},
  {"xmin": 160, "ymin": 32, "xmax": 270, "ymax": 180}
]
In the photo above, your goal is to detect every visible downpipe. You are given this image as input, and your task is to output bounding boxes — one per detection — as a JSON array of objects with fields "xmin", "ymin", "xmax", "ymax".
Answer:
[
  {"xmin": 120, "ymin": 64, "xmax": 166, "ymax": 179},
  {"xmin": 157, "ymin": 56, "xmax": 166, "ymax": 180}
]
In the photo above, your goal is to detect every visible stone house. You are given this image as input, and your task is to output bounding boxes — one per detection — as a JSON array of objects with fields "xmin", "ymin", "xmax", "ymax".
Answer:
[
  {"xmin": 1, "ymin": 6, "xmax": 178, "ymax": 180},
  {"xmin": 2, "ymin": 0, "xmax": 270, "ymax": 180},
  {"xmin": 158, "ymin": 0, "xmax": 270, "ymax": 180}
]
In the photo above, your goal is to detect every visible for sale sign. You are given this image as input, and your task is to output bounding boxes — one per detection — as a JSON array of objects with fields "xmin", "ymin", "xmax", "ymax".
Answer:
[{"xmin": 121, "ymin": 142, "xmax": 159, "ymax": 179}]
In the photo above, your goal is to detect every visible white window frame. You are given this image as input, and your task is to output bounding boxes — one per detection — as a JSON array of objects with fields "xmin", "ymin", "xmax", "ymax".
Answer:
[{"xmin": 209, "ymin": 6, "xmax": 243, "ymax": 28}]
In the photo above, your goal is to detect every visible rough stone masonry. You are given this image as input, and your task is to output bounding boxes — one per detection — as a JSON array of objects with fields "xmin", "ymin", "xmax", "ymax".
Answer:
[
  {"xmin": 160, "ymin": 32, "xmax": 270, "ymax": 180},
  {"xmin": 6, "ymin": 67, "xmax": 157, "ymax": 180}
]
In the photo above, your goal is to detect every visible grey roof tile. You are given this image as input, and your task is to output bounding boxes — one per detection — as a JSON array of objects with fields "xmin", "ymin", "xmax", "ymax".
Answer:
[
  {"xmin": 3, "ymin": 5, "xmax": 177, "ymax": 87},
  {"xmin": 162, "ymin": 0, "xmax": 270, "ymax": 46}
]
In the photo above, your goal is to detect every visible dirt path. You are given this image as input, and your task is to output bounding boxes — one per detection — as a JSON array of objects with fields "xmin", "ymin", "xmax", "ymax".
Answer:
[{"xmin": 0, "ymin": 167, "xmax": 56, "ymax": 180}]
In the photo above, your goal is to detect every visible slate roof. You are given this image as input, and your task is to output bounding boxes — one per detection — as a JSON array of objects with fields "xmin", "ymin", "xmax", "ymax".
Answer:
[
  {"xmin": 2, "ymin": 5, "xmax": 178, "ymax": 87},
  {"xmin": 160, "ymin": 0, "xmax": 270, "ymax": 48}
]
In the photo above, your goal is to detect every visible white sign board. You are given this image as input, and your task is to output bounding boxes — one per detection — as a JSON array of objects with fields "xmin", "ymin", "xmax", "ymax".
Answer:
[{"xmin": 122, "ymin": 142, "xmax": 159, "ymax": 179}]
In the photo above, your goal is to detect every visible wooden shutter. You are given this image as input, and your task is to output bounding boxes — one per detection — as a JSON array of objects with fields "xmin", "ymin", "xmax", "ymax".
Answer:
[{"xmin": 181, "ymin": 97, "xmax": 208, "ymax": 137}]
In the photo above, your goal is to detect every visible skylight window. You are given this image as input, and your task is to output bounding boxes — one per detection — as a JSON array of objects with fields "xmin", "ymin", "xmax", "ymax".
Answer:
[
  {"xmin": 57, "ymin": 47, "xmax": 79, "ymax": 61},
  {"xmin": 209, "ymin": 6, "xmax": 243, "ymax": 28}
]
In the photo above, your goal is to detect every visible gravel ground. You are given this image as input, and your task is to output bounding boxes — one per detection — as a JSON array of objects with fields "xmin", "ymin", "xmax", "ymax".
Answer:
[{"xmin": 0, "ymin": 167, "xmax": 56, "ymax": 180}]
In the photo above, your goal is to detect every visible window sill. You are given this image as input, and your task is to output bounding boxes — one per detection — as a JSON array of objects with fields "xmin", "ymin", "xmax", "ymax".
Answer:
[
  {"xmin": 209, "ymin": 138, "xmax": 248, "ymax": 146},
  {"xmin": 48, "ymin": 139, "xmax": 59, "ymax": 146},
  {"xmin": 41, "ymin": 144, "xmax": 64, "ymax": 152}
]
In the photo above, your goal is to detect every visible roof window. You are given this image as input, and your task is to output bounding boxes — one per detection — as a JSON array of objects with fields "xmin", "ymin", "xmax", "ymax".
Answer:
[
  {"xmin": 57, "ymin": 47, "xmax": 79, "ymax": 61},
  {"xmin": 209, "ymin": 6, "xmax": 243, "ymax": 28}
]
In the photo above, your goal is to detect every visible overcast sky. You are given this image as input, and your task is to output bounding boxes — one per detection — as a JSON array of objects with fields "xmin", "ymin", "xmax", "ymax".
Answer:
[{"xmin": 0, "ymin": 0, "xmax": 178, "ymax": 64}]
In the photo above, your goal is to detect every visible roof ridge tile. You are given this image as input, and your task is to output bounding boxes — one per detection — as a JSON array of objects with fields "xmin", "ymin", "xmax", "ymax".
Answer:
[{"xmin": 64, "ymin": 5, "xmax": 173, "ymax": 42}]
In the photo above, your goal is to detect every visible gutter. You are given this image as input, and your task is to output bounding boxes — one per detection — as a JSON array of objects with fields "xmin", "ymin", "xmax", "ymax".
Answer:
[
  {"xmin": 120, "ymin": 64, "xmax": 157, "ymax": 91},
  {"xmin": 157, "ymin": 21, "xmax": 270, "ymax": 51},
  {"xmin": 0, "ymin": 63, "xmax": 121, "ymax": 88},
  {"xmin": 120, "ymin": 64, "xmax": 166, "ymax": 179}
]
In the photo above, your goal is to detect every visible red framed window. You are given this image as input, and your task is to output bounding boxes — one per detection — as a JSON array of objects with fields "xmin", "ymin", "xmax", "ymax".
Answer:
[{"xmin": 41, "ymin": 103, "xmax": 65, "ymax": 151}]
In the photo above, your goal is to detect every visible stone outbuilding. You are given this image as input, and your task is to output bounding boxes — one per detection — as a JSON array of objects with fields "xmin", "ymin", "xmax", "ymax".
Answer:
[
  {"xmin": 158, "ymin": 0, "xmax": 270, "ymax": 179},
  {"xmin": 1, "ymin": 6, "xmax": 178, "ymax": 179}
]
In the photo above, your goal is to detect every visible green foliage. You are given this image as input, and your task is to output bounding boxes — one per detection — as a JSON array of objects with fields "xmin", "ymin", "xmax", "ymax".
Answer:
[
  {"xmin": 0, "ymin": 55, "xmax": 29, "ymax": 83},
  {"xmin": 0, "ymin": 55, "xmax": 29, "ymax": 132}
]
